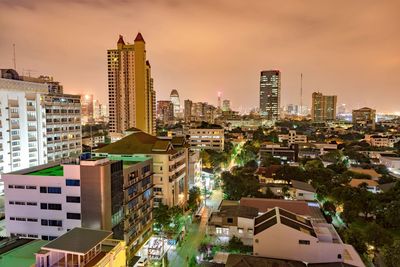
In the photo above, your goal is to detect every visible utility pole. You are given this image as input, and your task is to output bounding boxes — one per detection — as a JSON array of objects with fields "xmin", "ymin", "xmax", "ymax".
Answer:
[{"xmin": 300, "ymin": 73, "xmax": 303, "ymax": 115}]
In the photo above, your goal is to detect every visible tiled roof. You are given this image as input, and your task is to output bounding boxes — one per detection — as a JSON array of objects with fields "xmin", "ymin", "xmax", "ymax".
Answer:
[
  {"xmin": 240, "ymin": 198, "xmax": 312, "ymax": 216},
  {"xmin": 225, "ymin": 254, "xmax": 306, "ymax": 267},
  {"xmin": 291, "ymin": 180, "xmax": 316, "ymax": 193}
]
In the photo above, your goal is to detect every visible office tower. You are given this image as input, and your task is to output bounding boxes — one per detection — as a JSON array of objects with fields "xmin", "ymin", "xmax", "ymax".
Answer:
[
  {"xmin": 108, "ymin": 33, "xmax": 156, "ymax": 135},
  {"xmin": 0, "ymin": 72, "xmax": 48, "ymax": 174},
  {"xmin": 81, "ymin": 94, "xmax": 94, "ymax": 124},
  {"xmin": 259, "ymin": 70, "xmax": 281, "ymax": 120},
  {"xmin": 95, "ymin": 128, "xmax": 188, "ymax": 207},
  {"xmin": 3, "ymin": 156, "xmax": 153, "ymax": 260},
  {"xmin": 222, "ymin": 99, "xmax": 231, "ymax": 112},
  {"xmin": 44, "ymin": 94, "xmax": 82, "ymax": 162},
  {"xmin": 352, "ymin": 107, "xmax": 376, "ymax": 129},
  {"xmin": 157, "ymin": 100, "xmax": 174, "ymax": 124},
  {"xmin": 170, "ymin": 89, "xmax": 180, "ymax": 116},
  {"xmin": 311, "ymin": 92, "xmax": 337, "ymax": 122},
  {"xmin": 184, "ymin": 99, "xmax": 193, "ymax": 122}
]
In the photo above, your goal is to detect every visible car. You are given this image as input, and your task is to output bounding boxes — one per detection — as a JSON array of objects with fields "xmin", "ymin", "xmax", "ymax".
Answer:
[{"xmin": 135, "ymin": 257, "xmax": 148, "ymax": 267}]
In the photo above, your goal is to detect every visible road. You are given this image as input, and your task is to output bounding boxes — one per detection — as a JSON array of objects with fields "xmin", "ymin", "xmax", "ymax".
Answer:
[{"xmin": 168, "ymin": 190, "xmax": 223, "ymax": 266}]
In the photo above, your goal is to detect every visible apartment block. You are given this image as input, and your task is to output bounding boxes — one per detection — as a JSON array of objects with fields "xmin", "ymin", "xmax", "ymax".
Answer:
[
  {"xmin": 260, "ymin": 70, "xmax": 281, "ymax": 120},
  {"xmin": 311, "ymin": 92, "xmax": 337, "ymax": 122},
  {"xmin": 44, "ymin": 94, "xmax": 82, "ymax": 162},
  {"xmin": 95, "ymin": 128, "xmax": 188, "ymax": 207},
  {"xmin": 189, "ymin": 127, "xmax": 224, "ymax": 151},
  {"xmin": 0, "ymin": 76, "xmax": 48, "ymax": 174},
  {"xmin": 352, "ymin": 107, "xmax": 376, "ymax": 129},
  {"xmin": 278, "ymin": 130, "xmax": 307, "ymax": 145}
]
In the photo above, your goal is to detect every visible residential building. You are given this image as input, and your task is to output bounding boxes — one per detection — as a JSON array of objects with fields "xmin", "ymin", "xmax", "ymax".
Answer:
[
  {"xmin": 222, "ymin": 99, "xmax": 231, "ymax": 112},
  {"xmin": 18, "ymin": 73, "xmax": 64, "ymax": 94},
  {"xmin": 82, "ymin": 133, "xmax": 106, "ymax": 148},
  {"xmin": 184, "ymin": 99, "xmax": 193, "ymax": 122},
  {"xmin": 207, "ymin": 201, "xmax": 258, "ymax": 246},
  {"xmin": 0, "ymin": 75, "xmax": 48, "ymax": 174},
  {"xmin": 290, "ymin": 180, "xmax": 317, "ymax": 201},
  {"xmin": 240, "ymin": 198, "xmax": 313, "ymax": 218},
  {"xmin": 188, "ymin": 150, "xmax": 202, "ymax": 188},
  {"xmin": 3, "ymin": 156, "xmax": 153, "ymax": 260},
  {"xmin": 259, "ymin": 143, "xmax": 299, "ymax": 162},
  {"xmin": 35, "ymin": 228, "xmax": 126, "ymax": 267},
  {"xmin": 170, "ymin": 89, "xmax": 180, "ymax": 117},
  {"xmin": 352, "ymin": 107, "xmax": 376, "ymax": 129},
  {"xmin": 349, "ymin": 179, "xmax": 380, "ymax": 193},
  {"xmin": 189, "ymin": 127, "xmax": 224, "ymax": 151},
  {"xmin": 278, "ymin": 130, "xmax": 307, "ymax": 145},
  {"xmin": 368, "ymin": 135, "xmax": 399, "ymax": 147},
  {"xmin": 311, "ymin": 92, "xmax": 337, "ymax": 122},
  {"xmin": 225, "ymin": 254, "xmax": 306, "ymax": 267},
  {"xmin": 108, "ymin": 33, "xmax": 156, "ymax": 135},
  {"xmin": 253, "ymin": 207, "xmax": 364, "ymax": 266},
  {"xmin": 44, "ymin": 93, "xmax": 82, "ymax": 162},
  {"xmin": 94, "ymin": 128, "xmax": 188, "ymax": 207},
  {"xmin": 157, "ymin": 100, "xmax": 174, "ymax": 124},
  {"xmin": 259, "ymin": 70, "xmax": 281, "ymax": 120}
]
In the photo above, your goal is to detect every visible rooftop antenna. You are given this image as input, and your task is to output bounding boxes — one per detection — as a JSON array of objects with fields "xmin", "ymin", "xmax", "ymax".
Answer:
[
  {"xmin": 13, "ymin": 44, "xmax": 17, "ymax": 70},
  {"xmin": 300, "ymin": 73, "xmax": 303, "ymax": 115}
]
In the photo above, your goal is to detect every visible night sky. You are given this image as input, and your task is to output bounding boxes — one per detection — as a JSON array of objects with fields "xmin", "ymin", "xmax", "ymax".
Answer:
[{"xmin": 1, "ymin": 0, "xmax": 399, "ymax": 113}]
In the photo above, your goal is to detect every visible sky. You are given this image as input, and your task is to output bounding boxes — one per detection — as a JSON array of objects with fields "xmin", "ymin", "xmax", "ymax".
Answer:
[{"xmin": 0, "ymin": 0, "xmax": 399, "ymax": 113}]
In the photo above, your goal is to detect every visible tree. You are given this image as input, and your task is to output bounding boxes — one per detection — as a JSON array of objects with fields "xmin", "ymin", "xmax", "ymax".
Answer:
[
  {"xmin": 383, "ymin": 239, "xmax": 400, "ymax": 267},
  {"xmin": 153, "ymin": 203, "xmax": 171, "ymax": 231},
  {"xmin": 275, "ymin": 165, "xmax": 306, "ymax": 182},
  {"xmin": 339, "ymin": 227, "xmax": 367, "ymax": 255},
  {"xmin": 304, "ymin": 159, "xmax": 324, "ymax": 171},
  {"xmin": 364, "ymin": 223, "xmax": 393, "ymax": 249},
  {"xmin": 261, "ymin": 154, "xmax": 281, "ymax": 167},
  {"xmin": 188, "ymin": 186, "xmax": 201, "ymax": 210},
  {"xmin": 323, "ymin": 201, "xmax": 336, "ymax": 216},
  {"xmin": 221, "ymin": 169, "xmax": 260, "ymax": 200}
]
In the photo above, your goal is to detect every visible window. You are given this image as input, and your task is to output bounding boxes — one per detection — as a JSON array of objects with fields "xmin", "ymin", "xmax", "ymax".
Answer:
[
  {"xmin": 67, "ymin": 213, "xmax": 81, "ymax": 220},
  {"xmin": 10, "ymin": 217, "xmax": 15, "ymax": 221},
  {"xmin": 66, "ymin": 196, "xmax": 80, "ymax": 203},
  {"xmin": 8, "ymin": 185, "xmax": 14, "ymax": 189},
  {"xmin": 48, "ymin": 187, "xmax": 61, "ymax": 194},
  {"xmin": 48, "ymin": 203, "xmax": 62, "ymax": 210},
  {"xmin": 40, "ymin": 203, "xmax": 48, "ymax": 209},
  {"xmin": 299, "ymin": 240, "xmax": 310, "ymax": 245},
  {"xmin": 26, "ymin": 186, "xmax": 37, "ymax": 190},
  {"xmin": 27, "ymin": 218, "xmax": 38, "ymax": 222},
  {"xmin": 27, "ymin": 202, "xmax": 37, "ymax": 206},
  {"xmin": 66, "ymin": 179, "xmax": 80, "ymax": 186},
  {"xmin": 40, "ymin": 187, "xmax": 47, "ymax": 193},
  {"xmin": 48, "ymin": 220, "xmax": 62, "ymax": 227},
  {"xmin": 227, "ymin": 218, "xmax": 233, "ymax": 223},
  {"xmin": 14, "ymin": 185, "xmax": 25, "ymax": 189},
  {"xmin": 298, "ymin": 193, "xmax": 304, "ymax": 196}
]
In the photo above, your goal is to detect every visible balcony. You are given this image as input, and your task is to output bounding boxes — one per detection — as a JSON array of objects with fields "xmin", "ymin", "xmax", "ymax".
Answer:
[
  {"xmin": 27, "ymin": 116, "xmax": 37, "ymax": 121},
  {"xmin": 11, "ymin": 124, "xmax": 19, "ymax": 129},
  {"xmin": 28, "ymin": 137, "xmax": 37, "ymax": 142},
  {"xmin": 28, "ymin": 126, "xmax": 37, "ymax": 131},
  {"xmin": 10, "ymin": 113, "xmax": 19, "ymax": 118},
  {"xmin": 11, "ymin": 135, "xmax": 20, "ymax": 141},
  {"xmin": 27, "ymin": 105, "xmax": 36, "ymax": 112}
]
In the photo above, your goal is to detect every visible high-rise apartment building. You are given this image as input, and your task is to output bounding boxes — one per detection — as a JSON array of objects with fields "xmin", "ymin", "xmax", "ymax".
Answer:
[
  {"xmin": 222, "ymin": 100, "xmax": 231, "ymax": 112},
  {"xmin": 260, "ymin": 70, "xmax": 281, "ymax": 120},
  {"xmin": 3, "ymin": 156, "xmax": 153, "ymax": 261},
  {"xmin": 352, "ymin": 107, "xmax": 376, "ymax": 129},
  {"xmin": 157, "ymin": 100, "xmax": 174, "ymax": 124},
  {"xmin": 108, "ymin": 33, "xmax": 156, "ymax": 135},
  {"xmin": 0, "ymin": 75, "xmax": 48, "ymax": 174},
  {"xmin": 81, "ymin": 94, "xmax": 94, "ymax": 124},
  {"xmin": 311, "ymin": 92, "xmax": 337, "ymax": 122},
  {"xmin": 44, "ymin": 94, "xmax": 82, "ymax": 162},
  {"xmin": 184, "ymin": 99, "xmax": 193, "ymax": 122},
  {"xmin": 170, "ymin": 89, "xmax": 180, "ymax": 116}
]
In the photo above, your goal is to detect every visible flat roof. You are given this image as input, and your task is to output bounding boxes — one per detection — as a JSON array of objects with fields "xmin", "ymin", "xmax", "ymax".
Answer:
[
  {"xmin": 42, "ymin": 228, "xmax": 112, "ymax": 255},
  {"xmin": 27, "ymin": 165, "xmax": 64, "ymax": 176},
  {"xmin": 0, "ymin": 240, "xmax": 48, "ymax": 266}
]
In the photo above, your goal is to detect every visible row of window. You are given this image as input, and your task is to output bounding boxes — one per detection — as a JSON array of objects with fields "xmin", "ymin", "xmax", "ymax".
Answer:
[
  {"xmin": 8, "ymin": 196, "xmax": 80, "ymax": 206},
  {"xmin": 8, "ymin": 185, "xmax": 36, "ymax": 189}
]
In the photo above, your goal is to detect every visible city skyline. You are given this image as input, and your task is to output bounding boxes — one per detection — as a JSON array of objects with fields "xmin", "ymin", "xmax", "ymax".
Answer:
[{"xmin": 1, "ymin": 0, "xmax": 400, "ymax": 113}]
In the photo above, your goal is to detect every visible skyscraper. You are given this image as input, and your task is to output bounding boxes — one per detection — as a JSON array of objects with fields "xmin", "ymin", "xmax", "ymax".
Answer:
[
  {"xmin": 311, "ymin": 92, "xmax": 337, "ymax": 122},
  {"xmin": 184, "ymin": 99, "xmax": 193, "ymax": 122},
  {"xmin": 157, "ymin": 100, "xmax": 174, "ymax": 124},
  {"xmin": 107, "ymin": 33, "xmax": 156, "ymax": 135},
  {"xmin": 170, "ymin": 89, "xmax": 180, "ymax": 117},
  {"xmin": 222, "ymin": 99, "xmax": 231, "ymax": 111},
  {"xmin": 259, "ymin": 70, "xmax": 281, "ymax": 120}
]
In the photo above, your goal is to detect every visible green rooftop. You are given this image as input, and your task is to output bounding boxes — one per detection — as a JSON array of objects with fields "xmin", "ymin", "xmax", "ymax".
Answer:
[
  {"xmin": 0, "ymin": 240, "xmax": 48, "ymax": 266},
  {"xmin": 28, "ymin": 165, "xmax": 64, "ymax": 176}
]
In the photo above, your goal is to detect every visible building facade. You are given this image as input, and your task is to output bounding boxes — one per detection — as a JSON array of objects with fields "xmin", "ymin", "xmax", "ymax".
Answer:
[
  {"xmin": 108, "ymin": 33, "xmax": 156, "ymax": 135},
  {"xmin": 311, "ymin": 92, "xmax": 337, "ymax": 122},
  {"xmin": 44, "ymin": 94, "xmax": 82, "ymax": 162},
  {"xmin": 189, "ymin": 127, "xmax": 225, "ymax": 151},
  {"xmin": 278, "ymin": 130, "xmax": 307, "ymax": 145},
  {"xmin": 0, "ymin": 77, "xmax": 48, "ymax": 174},
  {"xmin": 260, "ymin": 70, "xmax": 281, "ymax": 120},
  {"xmin": 170, "ymin": 89, "xmax": 180, "ymax": 117},
  {"xmin": 352, "ymin": 107, "xmax": 376, "ymax": 129},
  {"xmin": 157, "ymin": 100, "xmax": 174, "ymax": 124}
]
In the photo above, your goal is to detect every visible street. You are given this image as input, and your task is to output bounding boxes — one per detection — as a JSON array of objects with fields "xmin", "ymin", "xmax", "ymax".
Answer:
[{"xmin": 168, "ymin": 189, "xmax": 223, "ymax": 266}]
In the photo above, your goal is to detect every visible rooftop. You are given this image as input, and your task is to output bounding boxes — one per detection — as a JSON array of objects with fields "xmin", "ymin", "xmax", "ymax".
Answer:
[
  {"xmin": 240, "ymin": 198, "xmax": 312, "ymax": 217},
  {"xmin": 42, "ymin": 228, "xmax": 112, "ymax": 255},
  {"xmin": 291, "ymin": 180, "xmax": 316, "ymax": 193},
  {"xmin": 0, "ymin": 240, "xmax": 48, "ymax": 266},
  {"xmin": 27, "ymin": 165, "xmax": 64, "ymax": 176},
  {"xmin": 225, "ymin": 254, "xmax": 306, "ymax": 267}
]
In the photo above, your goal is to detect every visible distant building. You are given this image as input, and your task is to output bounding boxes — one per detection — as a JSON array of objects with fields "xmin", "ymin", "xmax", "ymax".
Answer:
[
  {"xmin": 278, "ymin": 130, "xmax": 307, "ymax": 145},
  {"xmin": 260, "ymin": 70, "xmax": 281, "ymax": 120},
  {"xmin": 352, "ymin": 107, "xmax": 376, "ymax": 129},
  {"xmin": 189, "ymin": 126, "xmax": 224, "ymax": 151},
  {"xmin": 93, "ymin": 99, "xmax": 108, "ymax": 123},
  {"xmin": 222, "ymin": 99, "xmax": 231, "ymax": 112},
  {"xmin": 170, "ymin": 89, "xmax": 180, "ymax": 117},
  {"xmin": 108, "ymin": 33, "xmax": 156, "ymax": 135},
  {"xmin": 81, "ymin": 94, "xmax": 94, "ymax": 124},
  {"xmin": 184, "ymin": 99, "xmax": 193, "ymax": 122},
  {"xmin": 188, "ymin": 150, "xmax": 202, "ymax": 188},
  {"xmin": 311, "ymin": 92, "xmax": 337, "ymax": 122},
  {"xmin": 157, "ymin": 100, "xmax": 174, "ymax": 124}
]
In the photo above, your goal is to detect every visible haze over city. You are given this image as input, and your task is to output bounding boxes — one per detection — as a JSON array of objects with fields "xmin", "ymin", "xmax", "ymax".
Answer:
[{"xmin": 1, "ymin": 0, "xmax": 399, "ymax": 112}]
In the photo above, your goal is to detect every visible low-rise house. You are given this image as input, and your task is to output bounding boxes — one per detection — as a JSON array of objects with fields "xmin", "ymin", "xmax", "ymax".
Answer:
[
  {"xmin": 348, "ymin": 167, "xmax": 382, "ymax": 181},
  {"xmin": 290, "ymin": 180, "xmax": 317, "ymax": 201},
  {"xmin": 253, "ymin": 208, "xmax": 364, "ymax": 266},
  {"xmin": 207, "ymin": 202, "xmax": 258, "ymax": 246},
  {"xmin": 188, "ymin": 126, "xmax": 224, "ymax": 151},
  {"xmin": 259, "ymin": 143, "xmax": 299, "ymax": 162},
  {"xmin": 278, "ymin": 130, "xmax": 307, "ymax": 145},
  {"xmin": 349, "ymin": 179, "xmax": 380, "ymax": 193},
  {"xmin": 240, "ymin": 198, "xmax": 313, "ymax": 218},
  {"xmin": 368, "ymin": 134, "xmax": 399, "ymax": 148}
]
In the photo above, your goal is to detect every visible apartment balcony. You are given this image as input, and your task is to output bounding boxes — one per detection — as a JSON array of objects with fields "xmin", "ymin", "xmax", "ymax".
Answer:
[
  {"xmin": 29, "ymin": 148, "xmax": 37, "ymax": 152},
  {"xmin": 27, "ymin": 116, "xmax": 37, "ymax": 121},
  {"xmin": 28, "ymin": 137, "xmax": 37, "ymax": 142},
  {"xmin": 11, "ymin": 135, "xmax": 20, "ymax": 141},
  {"xmin": 10, "ymin": 113, "xmax": 19, "ymax": 118},
  {"xmin": 8, "ymin": 100, "xmax": 19, "ymax": 107},
  {"xmin": 28, "ymin": 126, "xmax": 37, "ymax": 131},
  {"xmin": 27, "ymin": 106, "xmax": 36, "ymax": 112},
  {"xmin": 11, "ymin": 124, "xmax": 20, "ymax": 129},
  {"xmin": 12, "ymin": 146, "xmax": 21, "ymax": 152}
]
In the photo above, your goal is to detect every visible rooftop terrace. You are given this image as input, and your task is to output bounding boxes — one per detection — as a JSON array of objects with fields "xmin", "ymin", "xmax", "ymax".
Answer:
[
  {"xmin": 27, "ymin": 165, "xmax": 64, "ymax": 176},
  {"xmin": 0, "ymin": 239, "xmax": 48, "ymax": 266}
]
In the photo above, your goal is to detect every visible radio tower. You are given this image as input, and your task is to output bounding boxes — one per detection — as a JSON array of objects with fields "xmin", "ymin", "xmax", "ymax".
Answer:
[
  {"xmin": 13, "ymin": 44, "xmax": 17, "ymax": 70},
  {"xmin": 300, "ymin": 73, "xmax": 303, "ymax": 115}
]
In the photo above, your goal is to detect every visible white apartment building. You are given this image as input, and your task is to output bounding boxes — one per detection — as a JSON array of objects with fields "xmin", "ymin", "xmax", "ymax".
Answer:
[
  {"xmin": 278, "ymin": 130, "xmax": 307, "ymax": 145},
  {"xmin": 367, "ymin": 134, "xmax": 399, "ymax": 148},
  {"xmin": 3, "ymin": 162, "xmax": 82, "ymax": 240},
  {"xmin": 253, "ymin": 207, "xmax": 364, "ymax": 266},
  {"xmin": 0, "ymin": 77, "xmax": 48, "ymax": 175},
  {"xmin": 45, "ymin": 94, "xmax": 82, "ymax": 162},
  {"xmin": 188, "ymin": 150, "xmax": 202, "ymax": 188},
  {"xmin": 189, "ymin": 128, "xmax": 224, "ymax": 151}
]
